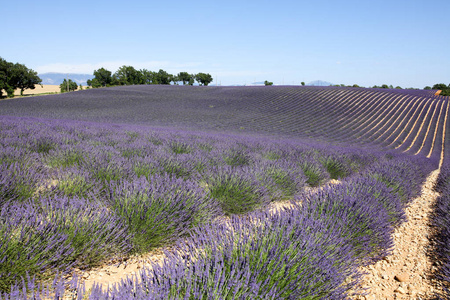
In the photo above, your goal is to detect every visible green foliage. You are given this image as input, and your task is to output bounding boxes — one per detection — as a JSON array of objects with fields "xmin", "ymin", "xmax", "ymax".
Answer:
[
  {"xmin": 432, "ymin": 83, "xmax": 450, "ymax": 96},
  {"xmin": 0, "ymin": 57, "xmax": 42, "ymax": 98},
  {"xmin": 112, "ymin": 65, "xmax": 143, "ymax": 85},
  {"xmin": 154, "ymin": 69, "xmax": 172, "ymax": 85},
  {"xmin": 178, "ymin": 72, "xmax": 194, "ymax": 85},
  {"xmin": 195, "ymin": 72, "xmax": 213, "ymax": 86},
  {"xmin": 87, "ymin": 68, "xmax": 112, "ymax": 88},
  {"xmin": 60, "ymin": 79, "xmax": 78, "ymax": 93},
  {"xmin": 300, "ymin": 162, "xmax": 328, "ymax": 187},
  {"xmin": 264, "ymin": 80, "xmax": 273, "ymax": 86},
  {"xmin": 321, "ymin": 157, "xmax": 350, "ymax": 179},
  {"xmin": 208, "ymin": 177, "xmax": 263, "ymax": 215},
  {"xmin": 169, "ymin": 141, "xmax": 192, "ymax": 154},
  {"xmin": 224, "ymin": 150, "xmax": 251, "ymax": 167}
]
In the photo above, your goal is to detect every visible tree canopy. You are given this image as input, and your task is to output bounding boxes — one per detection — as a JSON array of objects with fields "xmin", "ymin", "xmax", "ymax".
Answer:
[
  {"xmin": 87, "ymin": 68, "xmax": 112, "ymax": 88},
  {"xmin": 0, "ymin": 57, "xmax": 42, "ymax": 98},
  {"xmin": 60, "ymin": 79, "xmax": 78, "ymax": 93},
  {"xmin": 195, "ymin": 73, "xmax": 213, "ymax": 86},
  {"xmin": 86, "ymin": 66, "xmax": 212, "ymax": 87},
  {"xmin": 432, "ymin": 83, "xmax": 450, "ymax": 96}
]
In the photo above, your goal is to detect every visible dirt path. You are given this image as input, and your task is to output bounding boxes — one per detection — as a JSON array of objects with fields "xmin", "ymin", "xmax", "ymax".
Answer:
[
  {"xmin": 75, "ymin": 173, "xmax": 444, "ymax": 298},
  {"xmin": 353, "ymin": 168, "xmax": 443, "ymax": 299}
]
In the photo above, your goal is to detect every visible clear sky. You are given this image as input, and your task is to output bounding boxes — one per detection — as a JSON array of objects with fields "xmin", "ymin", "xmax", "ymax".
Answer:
[{"xmin": 2, "ymin": 0, "xmax": 449, "ymax": 87}]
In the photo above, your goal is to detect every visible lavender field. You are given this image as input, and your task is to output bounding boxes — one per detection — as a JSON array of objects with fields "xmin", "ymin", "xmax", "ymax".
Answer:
[{"xmin": 0, "ymin": 85, "xmax": 449, "ymax": 299}]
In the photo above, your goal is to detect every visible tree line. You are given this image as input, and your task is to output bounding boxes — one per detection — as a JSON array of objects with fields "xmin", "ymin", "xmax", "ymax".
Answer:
[
  {"xmin": 0, "ymin": 57, "xmax": 42, "ymax": 98},
  {"xmin": 332, "ymin": 83, "xmax": 450, "ymax": 95},
  {"xmin": 86, "ymin": 66, "xmax": 213, "ymax": 88},
  {"xmin": 425, "ymin": 83, "xmax": 450, "ymax": 96}
]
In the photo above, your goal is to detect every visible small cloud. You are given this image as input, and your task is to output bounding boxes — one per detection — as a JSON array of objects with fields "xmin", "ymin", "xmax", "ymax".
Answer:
[{"xmin": 336, "ymin": 61, "xmax": 342, "ymax": 65}]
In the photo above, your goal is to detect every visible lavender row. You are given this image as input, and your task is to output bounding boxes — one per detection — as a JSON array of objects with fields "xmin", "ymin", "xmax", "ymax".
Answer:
[
  {"xmin": 0, "ymin": 116, "xmax": 386, "ymax": 294},
  {"xmin": 0, "ymin": 86, "xmax": 447, "ymax": 154},
  {"xmin": 1, "ymin": 153, "xmax": 433, "ymax": 299},
  {"xmin": 430, "ymin": 155, "xmax": 450, "ymax": 297}
]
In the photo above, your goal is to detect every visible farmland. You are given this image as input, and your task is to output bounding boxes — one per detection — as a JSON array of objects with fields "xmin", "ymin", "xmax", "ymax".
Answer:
[{"xmin": 0, "ymin": 85, "xmax": 449, "ymax": 299}]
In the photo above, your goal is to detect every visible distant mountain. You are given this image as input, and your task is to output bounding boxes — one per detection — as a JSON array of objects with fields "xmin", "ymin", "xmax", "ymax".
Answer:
[
  {"xmin": 38, "ymin": 73, "xmax": 94, "ymax": 86},
  {"xmin": 308, "ymin": 80, "xmax": 333, "ymax": 86}
]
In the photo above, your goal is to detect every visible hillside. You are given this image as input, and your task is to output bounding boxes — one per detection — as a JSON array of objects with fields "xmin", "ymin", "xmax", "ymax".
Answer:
[
  {"xmin": 1, "ymin": 85, "xmax": 449, "ymax": 298},
  {"xmin": 0, "ymin": 85, "xmax": 447, "ymax": 159}
]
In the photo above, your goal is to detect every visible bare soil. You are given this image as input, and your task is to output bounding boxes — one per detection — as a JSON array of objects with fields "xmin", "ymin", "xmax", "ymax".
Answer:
[
  {"xmin": 1, "ymin": 85, "xmax": 84, "ymax": 98},
  {"xmin": 352, "ymin": 169, "xmax": 444, "ymax": 299}
]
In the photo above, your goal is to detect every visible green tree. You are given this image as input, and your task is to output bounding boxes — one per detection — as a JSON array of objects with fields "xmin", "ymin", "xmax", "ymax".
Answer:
[
  {"xmin": 0, "ymin": 58, "xmax": 8, "ymax": 98},
  {"xmin": 112, "ymin": 65, "xmax": 143, "ymax": 85},
  {"xmin": 60, "ymin": 79, "xmax": 78, "ymax": 93},
  {"xmin": 264, "ymin": 80, "xmax": 273, "ymax": 86},
  {"xmin": 433, "ymin": 83, "xmax": 448, "ymax": 90},
  {"xmin": 177, "ymin": 72, "xmax": 192, "ymax": 85},
  {"xmin": 171, "ymin": 74, "xmax": 179, "ymax": 85},
  {"xmin": 195, "ymin": 73, "xmax": 213, "ymax": 86},
  {"xmin": 301, "ymin": 82, "xmax": 305, "ymax": 86},
  {"xmin": 140, "ymin": 69, "xmax": 156, "ymax": 84},
  {"xmin": 424, "ymin": 86, "xmax": 432, "ymax": 90},
  {"xmin": 90, "ymin": 68, "xmax": 112, "ymax": 87},
  {"xmin": 0, "ymin": 58, "xmax": 42, "ymax": 98},
  {"xmin": 9, "ymin": 63, "xmax": 42, "ymax": 96},
  {"xmin": 153, "ymin": 69, "xmax": 172, "ymax": 85}
]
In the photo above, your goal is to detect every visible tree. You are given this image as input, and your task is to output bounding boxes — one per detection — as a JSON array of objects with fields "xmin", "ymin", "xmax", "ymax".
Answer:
[
  {"xmin": 432, "ymin": 83, "xmax": 448, "ymax": 90},
  {"xmin": 60, "ymin": 79, "xmax": 78, "ymax": 93},
  {"xmin": 195, "ymin": 73, "xmax": 213, "ymax": 86},
  {"xmin": 0, "ymin": 58, "xmax": 42, "ymax": 98},
  {"xmin": 89, "ymin": 68, "xmax": 112, "ymax": 87},
  {"xmin": 177, "ymin": 72, "xmax": 192, "ymax": 85},
  {"xmin": 10, "ymin": 63, "xmax": 42, "ymax": 96},
  {"xmin": 264, "ymin": 80, "xmax": 273, "ymax": 86},
  {"xmin": 424, "ymin": 86, "xmax": 432, "ymax": 90},
  {"xmin": 112, "ymin": 65, "xmax": 143, "ymax": 85},
  {"xmin": 301, "ymin": 82, "xmax": 305, "ymax": 86},
  {"xmin": 154, "ymin": 69, "xmax": 172, "ymax": 85},
  {"xmin": 0, "ymin": 58, "xmax": 8, "ymax": 98},
  {"xmin": 171, "ymin": 74, "xmax": 179, "ymax": 85}
]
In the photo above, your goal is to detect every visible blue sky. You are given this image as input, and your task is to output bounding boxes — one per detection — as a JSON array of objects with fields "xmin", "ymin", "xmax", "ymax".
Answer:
[{"xmin": 2, "ymin": 0, "xmax": 449, "ymax": 87}]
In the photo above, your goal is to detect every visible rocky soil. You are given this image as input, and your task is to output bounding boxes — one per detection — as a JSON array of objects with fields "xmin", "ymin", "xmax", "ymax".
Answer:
[
  {"xmin": 353, "ymin": 169, "xmax": 444, "ymax": 299},
  {"xmin": 72, "ymin": 174, "xmax": 445, "ymax": 299}
]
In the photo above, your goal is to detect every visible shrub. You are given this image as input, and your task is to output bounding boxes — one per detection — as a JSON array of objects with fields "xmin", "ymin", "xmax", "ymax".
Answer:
[
  {"xmin": 205, "ymin": 166, "xmax": 270, "ymax": 215},
  {"xmin": 108, "ymin": 175, "xmax": 220, "ymax": 253}
]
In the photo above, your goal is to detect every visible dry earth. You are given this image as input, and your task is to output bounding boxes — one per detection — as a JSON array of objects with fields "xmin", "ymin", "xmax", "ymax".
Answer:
[
  {"xmin": 1, "ymin": 85, "xmax": 84, "ymax": 98},
  {"xmin": 72, "ymin": 172, "xmax": 446, "ymax": 298},
  {"xmin": 353, "ymin": 168, "xmax": 444, "ymax": 299}
]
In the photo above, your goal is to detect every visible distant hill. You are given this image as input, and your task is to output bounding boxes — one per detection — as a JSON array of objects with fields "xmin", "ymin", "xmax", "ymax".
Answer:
[
  {"xmin": 308, "ymin": 80, "xmax": 333, "ymax": 86},
  {"xmin": 38, "ymin": 73, "xmax": 94, "ymax": 86}
]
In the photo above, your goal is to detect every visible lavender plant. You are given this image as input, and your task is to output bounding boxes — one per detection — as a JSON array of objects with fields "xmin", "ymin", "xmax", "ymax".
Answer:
[
  {"xmin": 204, "ymin": 166, "xmax": 271, "ymax": 215},
  {"xmin": 80, "ymin": 207, "xmax": 361, "ymax": 299},
  {"xmin": 300, "ymin": 184, "xmax": 393, "ymax": 263},
  {"xmin": 108, "ymin": 175, "xmax": 221, "ymax": 253}
]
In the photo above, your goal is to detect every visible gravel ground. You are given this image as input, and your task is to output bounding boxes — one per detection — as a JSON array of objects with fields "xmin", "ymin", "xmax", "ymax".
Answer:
[{"xmin": 353, "ymin": 168, "xmax": 444, "ymax": 299}]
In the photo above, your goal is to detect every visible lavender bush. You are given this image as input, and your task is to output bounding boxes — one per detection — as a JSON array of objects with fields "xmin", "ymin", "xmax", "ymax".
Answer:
[
  {"xmin": 0, "ymin": 85, "xmax": 443, "ymax": 298},
  {"xmin": 108, "ymin": 175, "xmax": 221, "ymax": 252},
  {"xmin": 0, "ymin": 196, "xmax": 131, "ymax": 293},
  {"xmin": 203, "ymin": 166, "xmax": 271, "ymax": 215}
]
